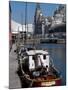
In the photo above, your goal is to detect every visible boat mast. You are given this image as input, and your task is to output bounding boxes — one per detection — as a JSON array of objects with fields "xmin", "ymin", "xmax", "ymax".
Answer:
[
  {"xmin": 18, "ymin": 26, "xmax": 20, "ymax": 45},
  {"xmin": 21, "ymin": 13, "xmax": 23, "ymax": 32},
  {"xmin": 25, "ymin": 2, "xmax": 27, "ymax": 43},
  {"xmin": 21, "ymin": 13, "xmax": 24, "ymax": 44}
]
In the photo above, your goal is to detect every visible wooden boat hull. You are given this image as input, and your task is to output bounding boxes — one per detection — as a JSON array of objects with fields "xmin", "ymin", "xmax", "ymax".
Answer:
[
  {"xmin": 33, "ymin": 78, "xmax": 61, "ymax": 87},
  {"xmin": 19, "ymin": 73, "xmax": 62, "ymax": 87},
  {"xmin": 17, "ymin": 63, "xmax": 62, "ymax": 87}
]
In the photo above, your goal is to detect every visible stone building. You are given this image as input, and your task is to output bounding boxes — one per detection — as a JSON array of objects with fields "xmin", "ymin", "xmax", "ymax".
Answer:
[
  {"xmin": 34, "ymin": 3, "xmax": 66, "ymax": 39},
  {"xmin": 49, "ymin": 5, "xmax": 66, "ymax": 39},
  {"xmin": 34, "ymin": 3, "xmax": 45, "ymax": 36}
]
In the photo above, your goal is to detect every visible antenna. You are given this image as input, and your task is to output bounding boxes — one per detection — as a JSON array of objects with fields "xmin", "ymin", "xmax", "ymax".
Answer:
[{"xmin": 25, "ymin": 2, "xmax": 27, "ymax": 31}]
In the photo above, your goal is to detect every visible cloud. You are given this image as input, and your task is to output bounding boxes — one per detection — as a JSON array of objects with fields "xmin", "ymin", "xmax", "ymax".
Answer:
[{"xmin": 11, "ymin": 20, "xmax": 33, "ymax": 33}]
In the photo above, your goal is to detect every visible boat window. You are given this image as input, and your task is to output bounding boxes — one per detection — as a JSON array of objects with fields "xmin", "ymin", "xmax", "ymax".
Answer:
[
  {"xmin": 32, "ymin": 55, "xmax": 37, "ymax": 60},
  {"xmin": 43, "ymin": 55, "xmax": 46, "ymax": 59},
  {"xmin": 32, "ymin": 55, "xmax": 35, "ymax": 60}
]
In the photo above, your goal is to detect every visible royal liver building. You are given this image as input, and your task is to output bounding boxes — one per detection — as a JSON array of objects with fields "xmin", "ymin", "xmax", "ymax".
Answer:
[
  {"xmin": 34, "ymin": 3, "xmax": 45, "ymax": 36},
  {"xmin": 34, "ymin": 3, "xmax": 66, "ymax": 39}
]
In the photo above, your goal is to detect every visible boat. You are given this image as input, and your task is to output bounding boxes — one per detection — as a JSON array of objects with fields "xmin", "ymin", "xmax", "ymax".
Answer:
[
  {"xmin": 40, "ymin": 38, "xmax": 57, "ymax": 44},
  {"xmin": 40, "ymin": 39, "xmax": 57, "ymax": 44},
  {"xmin": 17, "ymin": 48, "xmax": 62, "ymax": 87}
]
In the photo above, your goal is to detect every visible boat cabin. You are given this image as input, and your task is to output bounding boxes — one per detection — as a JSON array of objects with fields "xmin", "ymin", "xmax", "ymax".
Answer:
[{"xmin": 26, "ymin": 50, "xmax": 50, "ymax": 72}]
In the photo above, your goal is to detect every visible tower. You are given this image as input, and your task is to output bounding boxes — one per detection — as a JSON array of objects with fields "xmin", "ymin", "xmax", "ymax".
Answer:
[
  {"xmin": 34, "ymin": 3, "xmax": 42, "ymax": 35},
  {"xmin": 35, "ymin": 3, "xmax": 41, "ymax": 23}
]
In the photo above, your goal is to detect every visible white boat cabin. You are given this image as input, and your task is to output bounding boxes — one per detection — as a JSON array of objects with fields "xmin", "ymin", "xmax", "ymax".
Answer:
[{"xmin": 26, "ymin": 50, "xmax": 50, "ymax": 71}]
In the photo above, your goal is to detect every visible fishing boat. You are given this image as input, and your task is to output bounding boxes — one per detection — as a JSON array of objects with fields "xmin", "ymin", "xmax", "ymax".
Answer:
[{"xmin": 17, "ymin": 48, "xmax": 62, "ymax": 87}]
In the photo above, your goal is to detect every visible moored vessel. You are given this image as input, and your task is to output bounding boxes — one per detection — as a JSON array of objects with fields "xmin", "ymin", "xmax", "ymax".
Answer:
[{"xmin": 17, "ymin": 48, "xmax": 62, "ymax": 87}]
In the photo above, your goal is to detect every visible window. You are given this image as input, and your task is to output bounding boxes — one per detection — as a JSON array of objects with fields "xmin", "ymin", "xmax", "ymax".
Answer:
[
  {"xmin": 43, "ymin": 55, "xmax": 46, "ymax": 59},
  {"xmin": 32, "ymin": 55, "xmax": 37, "ymax": 60},
  {"xmin": 32, "ymin": 55, "xmax": 36, "ymax": 60}
]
